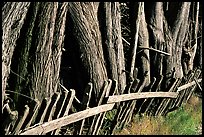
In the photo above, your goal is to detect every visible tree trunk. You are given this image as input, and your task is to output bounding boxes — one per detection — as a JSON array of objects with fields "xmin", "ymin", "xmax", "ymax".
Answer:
[
  {"xmin": 103, "ymin": 2, "xmax": 126, "ymax": 94},
  {"xmin": 7, "ymin": 3, "xmax": 68, "ymax": 108},
  {"xmin": 146, "ymin": 2, "xmax": 165, "ymax": 78},
  {"xmin": 68, "ymin": 2, "xmax": 108, "ymax": 102},
  {"xmin": 171, "ymin": 2, "xmax": 191, "ymax": 78},
  {"xmin": 137, "ymin": 3, "xmax": 151, "ymax": 86},
  {"xmin": 2, "ymin": 2, "xmax": 30, "ymax": 111},
  {"xmin": 27, "ymin": 2, "xmax": 59, "ymax": 101}
]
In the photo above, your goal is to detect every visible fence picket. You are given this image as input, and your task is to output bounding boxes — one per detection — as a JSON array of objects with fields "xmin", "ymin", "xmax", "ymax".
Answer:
[{"xmin": 3, "ymin": 69, "xmax": 201, "ymax": 135}]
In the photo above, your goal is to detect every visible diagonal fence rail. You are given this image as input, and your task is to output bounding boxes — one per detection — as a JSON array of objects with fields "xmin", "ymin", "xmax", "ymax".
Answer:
[{"xmin": 2, "ymin": 68, "xmax": 202, "ymax": 135}]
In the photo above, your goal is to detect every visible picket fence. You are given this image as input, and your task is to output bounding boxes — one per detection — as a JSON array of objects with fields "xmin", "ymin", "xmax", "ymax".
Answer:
[{"xmin": 2, "ymin": 68, "xmax": 202, "ymax": 135}]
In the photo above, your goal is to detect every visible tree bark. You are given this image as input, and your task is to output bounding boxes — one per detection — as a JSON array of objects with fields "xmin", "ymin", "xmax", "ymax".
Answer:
[
  {"xmin": 27, "ymin": 2, "xmax": 59, "ymax": 101},
  {"xmin": 137, "ymin": 3, "xmax": 151, "ymax": 86},
  {"xmin": 103, "ymin": 2, "xmax": 126, "ymax": 94},
  {"xmin": 2, "ymin": 2, "xmax": 31, "ymax": 111},
  {"xmin": 68, "ymin": 2, "xmax": 108, "ymax": 102},
  {"xmin": 146, "ymin": 2, "xmax": 165, "ymax": 78},
  {"xmin": 171, "ymin": 2, "xmax": 191, "ymax": 78}
]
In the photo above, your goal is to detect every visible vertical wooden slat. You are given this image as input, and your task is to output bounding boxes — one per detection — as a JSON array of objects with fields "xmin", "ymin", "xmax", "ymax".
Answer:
[
  {"xmin": 145, "ymin": 75, "xmax": 163, "ymax": 115},
  {"xmin": 154, "ymin": 78, "xmax": 179, "ymax": 115},
  {"xmin": 124, "ymin": 79, "xmax": 140, "ymax": 125},
  {"xmin": 47, "ymin": 92, "xmax": 61, "ymax": 122},
  {"xmin": 51, "ymin": 90, "xmax": 68, "ymax": 135},
  {"xmin": 158, "ymin": 78, "xmax": 182, "ymax": 115},
  {"xmin": 137, "ymin": 77, "xmax": 156, "ymax": 114},
  {"xmin": 12, "ymin": 105, "xmax": 29, "ymax": 135},
  {"xmin": 74, "ymin": 83, "xmax": 92, "ymax": 135},
  {"xmin": 92, "ymin": 79, "xmax": 113, "ymax": 135},
  {"xmin": 166, "ymin": 71, "xmax": 194, "ymax": 112},
  {"xmin": 87, "ymin": 80, "xmax": 109, "ymax": 135},
  {"xmin": 42, "ymin": 93, "xmax": 61, "ymax": 135},
  {"xmin": 95, "ymin": 79, "xmax": 113, "ymax": 135},
  {"xmin": 24, "ymin": 99, "xmax": 40, "ymax": 128},
  {"xmin": 185, "ymin": 69, "xmax": 201, "ymax": 102},
  {"xmin": 54, "ymin": 89, "xmax": 75, "ymax": 135},
  {"xmin": 39, "ymin": 98, "xmax": 52, "ymax": 123}
]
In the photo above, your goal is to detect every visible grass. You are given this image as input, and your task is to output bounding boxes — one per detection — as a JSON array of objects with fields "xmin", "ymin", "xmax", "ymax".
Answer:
[{"xmin": 115, "ymin": 95, "xmax": 202, "ymax": 135}]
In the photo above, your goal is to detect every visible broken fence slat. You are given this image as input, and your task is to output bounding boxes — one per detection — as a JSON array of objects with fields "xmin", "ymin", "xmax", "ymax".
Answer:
[
  {"xmin": 13, "ymin": 105, "xmax": 29, "ymax": 135},
  {"xmin": 54, "ymin": 89, "xmax": 75, "ymax": 135},
  {"xmin": 24, "ymin": 99, "xmax": 40, "ymax": 128},
  {"xmin": 107, "ymin": 92, "xmax": 178, "ymax": 104},
  {"xmin": 177, "ymin": 78, "xmax": 202, "ymax": 92},
  {"xmin": 88, "ymin": 80, "xmax": 109, "ymax": 135},
  {"xmin": 78, "ymin": 83, "xmax": 93, "ymax": 135},
  {"xmin": 19, "ymin": 103, "xmax": 115, "ymax": 135},
  {"xmin": 193, "ymin": 78, "xmax": 202, "ymax": 91},
  {"xmin": 138, "ymin": 47, "xmax": 171, "ymax": 56}
]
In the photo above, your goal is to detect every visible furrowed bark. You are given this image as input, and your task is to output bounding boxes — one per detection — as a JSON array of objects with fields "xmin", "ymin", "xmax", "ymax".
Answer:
[
  {"xmin": 28, "ymin": 2, "xmax": 59, "ymax": 101},
  {"xmin": 68, "ymin": 2, "xmax": 108, "ymax": 102},
  {"xmin": 2, "ymin": 2, "xmax": 31, "ymax": 111},
  {"xmin": 146, "ymin": 2, "xmax": 165, "ymax": 78},
  {"xmin": 171, "ymin": 2, "xmax": 191, "ymax": 78},
  {"xmin": 103, "ymin": 2, "xmax": 126, "ymax": 94},
  {"xmin": 137, "ymin": 2, "xmax": 151, "ymax": 86}
]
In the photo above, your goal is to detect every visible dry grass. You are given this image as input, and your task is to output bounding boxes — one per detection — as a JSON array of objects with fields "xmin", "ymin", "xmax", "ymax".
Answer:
[
  {"xmin": 115, "ymin": 95, "xmax": 202, "ymax": 135},
  {"xmin": 116, "ymin": 115, "xmax": 171, "ymax": 135}
]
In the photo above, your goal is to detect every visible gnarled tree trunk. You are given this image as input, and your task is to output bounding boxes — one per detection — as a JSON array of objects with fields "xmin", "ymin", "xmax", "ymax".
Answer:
[
  {"xmin": 2, "ymin": 2, "xmax": 30, "ymax": 111},
  {"xmin": 68, "ymin": 2, "xmax": 108, "ymax": 102}
]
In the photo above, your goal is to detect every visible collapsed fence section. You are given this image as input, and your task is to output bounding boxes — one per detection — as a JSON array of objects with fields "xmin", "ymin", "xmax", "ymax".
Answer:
[{"xmin": 2, "ymin": 68, "xmax": 202, "ymax": 135}]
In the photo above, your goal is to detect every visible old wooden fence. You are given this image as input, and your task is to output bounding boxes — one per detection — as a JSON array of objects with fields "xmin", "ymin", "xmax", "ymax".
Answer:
[{"xmin": 2, "ymin": 68, "xmax": 202, "ymax": 135}]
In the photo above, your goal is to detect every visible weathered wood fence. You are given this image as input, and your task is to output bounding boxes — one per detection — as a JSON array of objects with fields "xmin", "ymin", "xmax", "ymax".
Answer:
[{"xmin": 2, "ymin": 68, "xmax": 202, "ymax": 135}]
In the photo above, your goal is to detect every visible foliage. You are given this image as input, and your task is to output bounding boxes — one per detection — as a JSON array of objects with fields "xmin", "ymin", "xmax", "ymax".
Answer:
[{"xmin": 115, "ymin": 95, "xmax": 202, "ymax": 135}]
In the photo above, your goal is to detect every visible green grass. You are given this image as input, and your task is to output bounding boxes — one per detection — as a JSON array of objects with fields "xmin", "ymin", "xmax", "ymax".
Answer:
[{"xmin": 115, "ymin": 95, "xmax": 202, "ymax": 135}]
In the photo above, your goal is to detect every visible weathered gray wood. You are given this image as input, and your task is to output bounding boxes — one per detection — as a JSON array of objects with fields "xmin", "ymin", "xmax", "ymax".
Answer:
[
  {"xmin": 51, "ymin": 88, "xmax": 69, "ymax": 135},
  {"xmin": 111, "ymin": 79, "xmax": 135, "ymax": 132},
  {"xmin": 193, "ymin": 77, "xmax": 202, "ymax": 91},
  {"xmin": 75, "ymin": 83, "xmax": 92, "ymax": 135},
  {"xmin": 107, "ymin": 92, "xmax": 177, "ymax": 104},
  {"xmin": 88, "ymin": 81, "xmax": 109, "ymax": 135},
  {"xmin": 39, "ymin": 98, "xmax": 52, "ymax": 123},
  {"xmin": 55, "ymin": 90, "xmax": 68, "ymax": 119},
  {"xmin": 138, "ymin": 47, "xmax": 171, "ymax": 56},
  {"xmin": 169, "ymin": 72, "xmax": 195, "ymax": 110},
  {"xmin": 46, "ymin": 92, "xmax": 61, "ymax": 123},
  {"xmin": 154, "ymin": 78, "xmax": 180, "ymax": 115},
  {"xmin": 24, "ymin": 99, "xmax": 40, "ymax": 128},
  {"xmin": 92, "ymin": 80, "xmax": 113, "ymax": 135},
  {"xmin": 141, "ymin": 77, "xmax": 157, "ymax": 114},
  {"xmin": 92, "ymin": 79, "xmax": 113, "ymax": 135},
  {"xmin": 19, "ymin": 103, "xmax": 115, "ymax": 135},
  {"xmin": 146, "ymin": 75, "xmax": 163, "ymax": 115},
  {"xmin": 95, "ymin": 79, "xmax": 115, "ymax": 135},
  {"xmin": 118, "ymin": 78, "xmax": 141, "ymax": 129},
  {"xmin": 185, "ymin": 69, "xmax": 201, "ymax": 103},
  {"xmin": 54, "ymin": 89, "xmax": 75, "ymax": 135},
  {"xmin": 130, "ymin": 3, "xmax": 142, "ymax": 80},
  {"xmin": 137, "ymin": 77, "xmax": 156, "ymax": 114},
  {"xmin": 124, "ymin": 79, "xmax": 140, "ymax": 125},
  {"xmin": 13, "ymin": 105, "xmax": 29, "ymax": 135},
  {"xmin": 2, "ymin": 103, "xmax": 18, "ymax": 135},
  {"xmin": 171, "ymin": 69, "xmax": 201, "ymax": 110},
  {"xmin": 64, "ymin": 89, "xmax": 76, "ymax": 116},
  {"xmin": 177, "ymin": 78, "xmax": 202, "ymax": 92},
  {"xmin": 112, "ymin": 77, "xmax": 145, "ymax": 133},
  {"xmin": 158, "ymin": 78, "xmax": 182, "ymax": 115}
]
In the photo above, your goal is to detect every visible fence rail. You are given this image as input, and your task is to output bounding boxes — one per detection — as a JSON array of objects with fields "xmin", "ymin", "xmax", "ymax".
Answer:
[{"xmin": 2, "ymin": 68, "xmax": 202, "ymax": 135}]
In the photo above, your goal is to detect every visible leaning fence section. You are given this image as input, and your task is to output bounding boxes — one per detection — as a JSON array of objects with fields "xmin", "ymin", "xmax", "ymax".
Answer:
[{"xmin": 2, "ymin": 68, "xmax": 202, "ymax": 135}]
